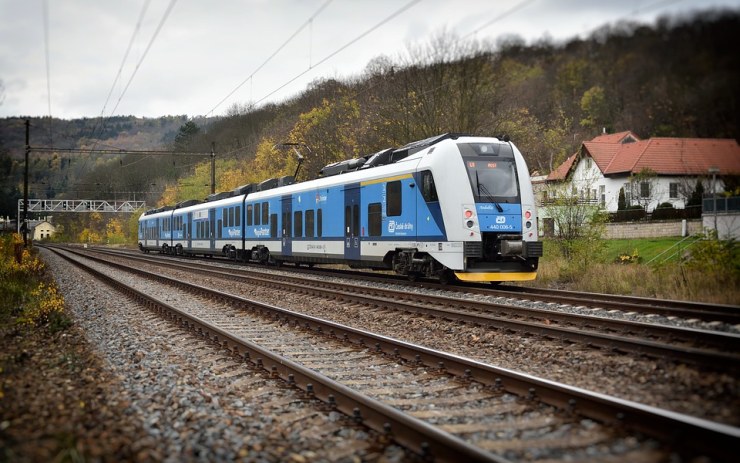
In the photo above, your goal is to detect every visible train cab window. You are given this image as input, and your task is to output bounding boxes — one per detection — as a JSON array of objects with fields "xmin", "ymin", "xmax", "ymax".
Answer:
[
  {"xmin": 262, "ymin": 202, "xmax": 269, "ymax": 224},
  {"xmin": 421, "ymin": 170, "xmax": 438, "ymax": 202},
  {"xmin": 317, "ymin": 208, "xmax": 323, "ymax": 238},
  {"xmin": 305, "ymin": 210, "xmax": 314, "ymax": 238},
  {"xmin": 294, "ymin": 211, "xmax": 303, "ymax": 237},
  {"xmin": 247, "ymin": 204, "xmax": 253, "ymax": 226},
  {"xmin": 255, "ymin": 203, "xmax": 261, "ymax": 225},
  {"xmin": 368, "ymin": 203, "xmax": 382, "ymax": 237},
  {"xmin": 387, "ymin": 180, "xmax": 402, "ymax": 216},
  {"xmin": 235, "ymin": 206, "xmax": 241, "ymax": 227},
  {"xmin": 270, "ymin": 213, "xmax": 278, "ymax": 238}
]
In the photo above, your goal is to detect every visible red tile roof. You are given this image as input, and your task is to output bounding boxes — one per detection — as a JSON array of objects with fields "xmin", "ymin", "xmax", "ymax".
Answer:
[
  {"xmin": 602, "ymin": 138, "xmax": 740, "ymax": 175},
  {"xmin": 589, "ymin": 130, "xmax": 640, "ymax": 144},
  {"xmin": 547, "ymin": 151, "xmax": 578, "ymax": 181},
  {"xmin": 548, "ymin": 133, "xmax": 740, "ymax": 180}
]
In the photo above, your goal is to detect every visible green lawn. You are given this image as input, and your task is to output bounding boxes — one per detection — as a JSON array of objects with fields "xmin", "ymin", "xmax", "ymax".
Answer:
[{"xmin": 602, "ymin": 237, "xmax": 699, "ymax": 264}]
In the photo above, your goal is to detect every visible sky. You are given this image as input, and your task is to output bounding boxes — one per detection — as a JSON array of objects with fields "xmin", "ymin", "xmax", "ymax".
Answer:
[{"xmin": 1, "ymin": 0, "xmax": 738, "ymax": 119}]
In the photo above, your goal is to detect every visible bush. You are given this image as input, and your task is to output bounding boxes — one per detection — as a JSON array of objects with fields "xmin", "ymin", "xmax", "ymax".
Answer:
[
  {"xmin": 0, "ymin": 234, "xmax": 71, "ymax": 332},
  {"xmin": 652, "ymin": 202, "xmax": 677, "ymax": 220},
  {"xmin": 612, "ymin": 206, "xmax": 646, "ymax": 222}
]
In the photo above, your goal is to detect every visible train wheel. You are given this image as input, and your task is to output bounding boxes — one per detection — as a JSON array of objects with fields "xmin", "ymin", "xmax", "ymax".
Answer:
[{"xmin": 438, "ymin": 270, "xmax": 456, "ymax": 285}]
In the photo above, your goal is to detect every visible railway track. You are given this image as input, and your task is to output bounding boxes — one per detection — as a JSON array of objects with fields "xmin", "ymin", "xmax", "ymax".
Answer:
[
  {"xmin": 45, "ymin": 246, "xmax": 739, "ymax": 461},
  {"xmin": 81, "ymin": 246, "xmax": 740, "ymax": 371},
  {"xmin": 99, "ymin": 246, "xmax": 740, "ymax": 325}
]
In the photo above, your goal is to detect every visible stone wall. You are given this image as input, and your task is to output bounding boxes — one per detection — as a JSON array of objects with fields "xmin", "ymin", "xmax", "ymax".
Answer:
[{"xmin": 604, "ymin": 219, "xmax": 703, "ymax": 239}]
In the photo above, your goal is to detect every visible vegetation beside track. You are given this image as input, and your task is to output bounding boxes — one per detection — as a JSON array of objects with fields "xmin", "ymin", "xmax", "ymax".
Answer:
[
  {"xmin": 533, "ymin": 235, "xmax": 739, "ymax": 304},
  {"xmin": 0, "ymin": 235, "xmax": 142, "ymax": 461}
]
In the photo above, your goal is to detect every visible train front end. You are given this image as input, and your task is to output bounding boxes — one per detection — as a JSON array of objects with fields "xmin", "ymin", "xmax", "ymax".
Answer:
[{"xmin": 445, "ymin": 138, "xmax": 542, "ymax": 282}]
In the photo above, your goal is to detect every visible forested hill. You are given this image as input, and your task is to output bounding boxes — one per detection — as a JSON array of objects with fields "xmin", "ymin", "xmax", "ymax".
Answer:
[{"xmin": 1, "ymin": 9, "xmax": 738, "ymax": 218}]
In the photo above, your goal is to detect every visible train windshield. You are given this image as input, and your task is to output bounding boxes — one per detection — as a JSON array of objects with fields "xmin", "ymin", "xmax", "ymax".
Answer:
[{"xmin": 458, "ymin": 143, "xmax": 520, "ymax": 203}]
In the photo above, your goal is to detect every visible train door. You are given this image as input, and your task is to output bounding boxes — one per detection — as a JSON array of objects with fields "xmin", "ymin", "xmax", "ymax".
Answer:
[
  {"xmin": 209, "ymin": 208, "xmax": 215, "ymax": 253},
  {"xmin": 281, "ymin": 196, "xmax": 292, "ymax": 258},
  {"xmin": 344, "ymin": 184, "xmax": 361, "ymax": 261},
  {"xmin": 186, "ymin": 212, "xmax": 193, "ymax": 251}
]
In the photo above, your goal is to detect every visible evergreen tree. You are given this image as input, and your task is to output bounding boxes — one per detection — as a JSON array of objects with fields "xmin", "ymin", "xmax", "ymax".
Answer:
[
  {"xmin": 688, "ymin": 179, "xmax": 705, "ymax": 207},
  {"xmin": 617, "ymin": 187, "xmax": 626, "ymax": 210}
]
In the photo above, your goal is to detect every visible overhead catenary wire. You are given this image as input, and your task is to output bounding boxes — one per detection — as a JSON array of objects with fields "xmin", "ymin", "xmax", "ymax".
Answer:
[
  {"xmin": 42, "ymin": 0, "xmax": 53, "ymax": 146},
  {"xmin": 250, "ymin": 0, "xmax": 422, "ymax": 109},
  {"xmin": 206, "ymin": 0, "xmax": 334, "ymax": 117},
  {"xmin": 79, "ymin": 0, "xmax": 177, "ymax": 174},
  {"xmin": 89, "ymin": 0, "xmax": 152, "ymax": 142}
]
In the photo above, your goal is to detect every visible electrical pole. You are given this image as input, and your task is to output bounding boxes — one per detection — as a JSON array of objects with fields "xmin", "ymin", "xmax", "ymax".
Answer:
[
  {"xmin": 211, "ymin": 142, "xmax": 216, "ymax": 195},
  {"xmin": 23, "ymin": 119, "xmax": 30, "ymax": 247}
]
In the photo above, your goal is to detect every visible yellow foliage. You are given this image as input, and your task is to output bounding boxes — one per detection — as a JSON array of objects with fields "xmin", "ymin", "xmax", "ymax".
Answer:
[
  {"xmin": 106, "ymin": 218, "xmax": 126, "ymax": 244},
  {"xmin": 17, "ymin": 282, "xmax": 67, "ymax": 327}
]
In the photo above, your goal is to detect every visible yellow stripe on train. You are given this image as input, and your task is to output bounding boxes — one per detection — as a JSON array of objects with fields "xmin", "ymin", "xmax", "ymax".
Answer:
[{"xmin": 454, "ymin": 272, "xmax": 537, "ymax": 282}]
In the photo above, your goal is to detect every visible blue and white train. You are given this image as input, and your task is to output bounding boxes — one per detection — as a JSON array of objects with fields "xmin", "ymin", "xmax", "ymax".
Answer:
[{"xmin": 139, "ymin": 133, "xmax": 542, "ymax": 283}]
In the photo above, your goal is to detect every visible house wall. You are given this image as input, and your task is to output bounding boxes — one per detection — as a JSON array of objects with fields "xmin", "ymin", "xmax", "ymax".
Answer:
[
  {"xmin": 552, "ymin": 157, "xmax": 721, "ymax": 213},
  {"xmin": 703, "ymin": 213, "xmax": 740, "ymax": 240},
  {"xmin": 33, "ymin": 223, "xmax": 55, "ymax": 240}
]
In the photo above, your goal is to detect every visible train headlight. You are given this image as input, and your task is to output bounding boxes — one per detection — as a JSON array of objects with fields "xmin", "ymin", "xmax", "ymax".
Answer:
[
  {"xmin": 526, "ymin": 221, "xmax": 532, "ymax": 228},
  {"xmin": 464, "ymin": 209, "xmax": 473, "ymax": 219},
  {"xmin": 525, "ymin": 210, "xmax": 532, "ymax": 219},
  {"xmin": 466, "ymin": 220, "xmax": 474, "ymax": 228}
]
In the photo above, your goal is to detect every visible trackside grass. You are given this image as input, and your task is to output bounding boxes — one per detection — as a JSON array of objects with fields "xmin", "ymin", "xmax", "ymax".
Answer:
[{"xmin": 530, "ymin": 236, "xmax": 740, "ymax": 305}]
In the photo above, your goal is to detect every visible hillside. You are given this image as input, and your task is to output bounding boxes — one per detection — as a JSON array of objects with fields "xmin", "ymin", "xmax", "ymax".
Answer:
[{"xmin": 1, "ymin": 8, "xmax": 738, "ymax": 220}]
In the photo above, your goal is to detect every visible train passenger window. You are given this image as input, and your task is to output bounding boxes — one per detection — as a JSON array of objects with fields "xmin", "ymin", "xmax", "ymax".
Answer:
[
  {"xmin": 262, "ymin": 202, "xmax": 269, "ymax": 224},
  {"xmin": 255, "ymin": 203, "xmax": 261, "ymax": 225},
  {"xmin": 270, "ymin": 214, "xmax": 278, "ymax": 238},
  {"xmin": 294, "ymin": 211, "xmax": 302, "ymax": 237},
  {"xmin": 387, "ymin": 180, "xmax": 402, "ymax": 216},
  {"xmin": 305, "ymin": 210, "xmax": 314, "ymax": 238},
  {"xmin": 368, "ymin": 203, "xmax": 382, "ymax": 237},
  {"xmin": 317, "ymin": 208, "xmax": 322, "ymax": 238},
  {"xmin": 235, "ymin": 206, "xmax": 241, "ymax": 227},
  {"xmin": 218, "ymin": 219, "xmax": 222, "ymax": 239},
  {"xmin": 421, "ymin": 170, "xmax": 439, "ymax": 202},
  {"xmin": 247, "ymin": 204, "xmax": 253, "ymax": 226}
]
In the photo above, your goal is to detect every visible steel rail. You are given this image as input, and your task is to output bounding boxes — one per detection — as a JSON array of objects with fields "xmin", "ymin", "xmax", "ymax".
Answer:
[
  {"xmin": 47, "ymin": 247, "xmax": 506, "ymax": 463},
  {"xmin": 95, "ymin": 246, "xmax": 740, "ymax": 324},
  {"xmin": 48, "ymin": 246, "xmax": 740, "ymax": 461},
  {"xmin": 82, "ymin": 246, "xmax": 740, "ymax": 369}
]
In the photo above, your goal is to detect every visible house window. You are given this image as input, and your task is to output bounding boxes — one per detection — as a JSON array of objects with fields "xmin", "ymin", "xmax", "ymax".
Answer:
[
  {"xmin": 586, "ymin": 158, "xmax": 592, "ymax": 170},
  {"xmin": 599, "ymin": 185, "xmax": 605, "ymax": 206},
  {"xmin": 669, "ymin": 183, "xmax": 678, "ymax": 199},
  {"xmin": 640, "ymin": 182, "xmax": 650, "ymax": 198}
]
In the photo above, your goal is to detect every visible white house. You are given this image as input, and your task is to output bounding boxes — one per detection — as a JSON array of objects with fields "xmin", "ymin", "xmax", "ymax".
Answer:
[
  {"xmin": 31, "ymin": 220, "xmax": 56, "ymax": 240},
  {"xmin": 544, "ymin": 131, "xmax": 740, "ymax": 213}
]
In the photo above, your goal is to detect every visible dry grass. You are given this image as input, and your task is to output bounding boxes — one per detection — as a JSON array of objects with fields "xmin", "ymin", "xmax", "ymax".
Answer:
[{"xmin": 531, "ymin": 256, "xmax": 740, "ymax": 305}]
